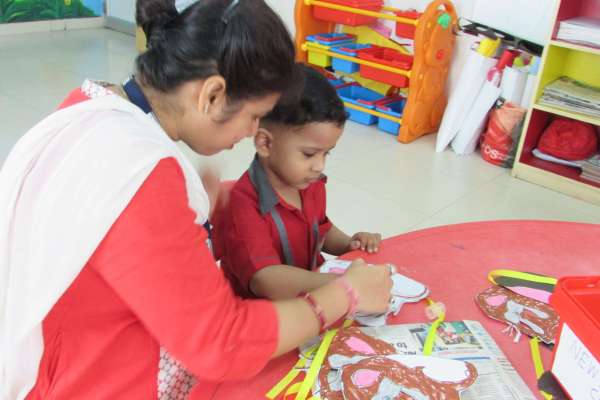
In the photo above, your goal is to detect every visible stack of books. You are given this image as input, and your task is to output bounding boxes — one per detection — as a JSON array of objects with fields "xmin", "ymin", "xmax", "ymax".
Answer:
[
  {"xmin": 580, "ymin": 154, "xmax": 600, "ymax": 183},
  {"xmin": 557, "ymin": 17, "xmax": 600, "ymax": 47},
  {"xmin": 540, "ymin": 77, "xmax": 600, "ymax": 119}
]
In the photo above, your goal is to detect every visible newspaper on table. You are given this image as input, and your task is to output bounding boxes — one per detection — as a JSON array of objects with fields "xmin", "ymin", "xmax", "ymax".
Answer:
[
  {"xmin": 301, "ymin": 320, "xmax": 537, "ymax": 400},
  {"xmin": 539, "ymin": 76, "xmax": 600, "ymax": 118}
]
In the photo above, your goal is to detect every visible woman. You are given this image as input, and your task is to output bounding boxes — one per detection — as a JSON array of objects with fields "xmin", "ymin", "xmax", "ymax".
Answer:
[{"xmin": 0, "ymin": 0, "xmax": 392, "ymax": 398}]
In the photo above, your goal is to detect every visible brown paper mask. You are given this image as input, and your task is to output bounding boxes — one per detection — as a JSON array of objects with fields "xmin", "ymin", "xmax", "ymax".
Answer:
[
  {"xmin": 341, "ymin": 355, "xmax": 478, "ymax": 400},
  {"xmin": 476, "ymin": 285, "xmax": 559, "ymax": 343},
  {"xmin": 318, "ymin": 327, "xmax": 397, "ymax": 400}
]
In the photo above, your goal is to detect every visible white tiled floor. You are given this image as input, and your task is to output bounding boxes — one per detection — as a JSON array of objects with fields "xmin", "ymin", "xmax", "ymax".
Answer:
[{"xmin": 1, "ymin": 28, "xmax": 598, "ymax": 238}]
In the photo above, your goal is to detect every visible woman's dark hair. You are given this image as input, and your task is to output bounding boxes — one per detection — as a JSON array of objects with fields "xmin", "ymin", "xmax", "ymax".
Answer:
[
  {"xmin": 262, "ymin": 64, "xmax": 347, "ymax": 127},
  {"xmin": 135, "ymin": 0, "xmax": 299, "ymax": 102}
]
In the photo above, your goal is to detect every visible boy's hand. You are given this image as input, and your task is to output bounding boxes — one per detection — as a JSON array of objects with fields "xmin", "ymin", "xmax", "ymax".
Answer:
[{"xmin": 348, "ymin": 232, "xmax": 382, "ymax": 253}]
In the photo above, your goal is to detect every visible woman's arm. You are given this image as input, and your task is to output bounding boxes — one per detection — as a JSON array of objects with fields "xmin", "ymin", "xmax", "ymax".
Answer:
[
  {"xmin": 250, "ymin": 265, "xmax": 337, "ymax": 299},
  {"xmin": 272, "ymin": 259, "xmax": 391, "ymax": 356}
]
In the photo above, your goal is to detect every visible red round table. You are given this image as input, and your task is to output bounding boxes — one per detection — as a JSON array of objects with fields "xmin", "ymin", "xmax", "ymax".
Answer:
[{"xmin": 209, "ymin": 220, "xmax": 600, "ymax": 399}]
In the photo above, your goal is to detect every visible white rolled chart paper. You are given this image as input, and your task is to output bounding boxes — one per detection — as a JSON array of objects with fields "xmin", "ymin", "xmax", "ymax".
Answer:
[
  {"xmin": 451, "ymin": 80, "xmax": 502, "ymax": 155},
  {"xmin": 435, "ymin": 51, "xmax": 496, "ymax": 153},
  {"xmin": 520, "ymin": 73, "xmax": 538, "ymax": 108},
  {"xmin": 500, "ymin": 67, "xmax": 527, "ymax": 105}
]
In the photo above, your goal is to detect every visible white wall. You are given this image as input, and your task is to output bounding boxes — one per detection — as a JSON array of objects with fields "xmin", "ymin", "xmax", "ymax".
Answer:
[
  {"xmin": 106, "ymin": 0, "xmax": 135, "ymax": 23},
  {"xmin": 472, "ymin": 0, "xmax": 558, "ymax": 45},
  {"xmin": 265, "ymin": 0, "xmax": 297, "ymax": 35}
]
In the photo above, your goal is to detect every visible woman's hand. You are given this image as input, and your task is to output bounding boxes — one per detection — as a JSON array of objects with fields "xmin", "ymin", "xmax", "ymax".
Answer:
[
  {"xmin": 272, "ymin": 259, "xmax": 393, "ymax": 356},
  {"xmin": 343, "ymin": 258, "xmax": 392, "ymax": 315}
]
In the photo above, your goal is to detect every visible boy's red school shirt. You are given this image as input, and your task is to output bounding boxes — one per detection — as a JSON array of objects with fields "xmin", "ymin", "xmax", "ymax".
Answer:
[
  {"xmin": 26, "ymin": 86, "xmax": 279, "ymax": 399},
  {"xmin": 212, "ymin": 156, "xmax": 333, "ymax": 298}
]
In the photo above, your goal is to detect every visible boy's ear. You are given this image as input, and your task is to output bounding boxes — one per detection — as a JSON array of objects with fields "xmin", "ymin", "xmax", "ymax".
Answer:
[
  {"xmin": 254, "ymin": 127, "xmax": 274, "ymax": 157},
  {"xmin": 197, "ymin": 75, "xmax": 227, "ymax": 116}
]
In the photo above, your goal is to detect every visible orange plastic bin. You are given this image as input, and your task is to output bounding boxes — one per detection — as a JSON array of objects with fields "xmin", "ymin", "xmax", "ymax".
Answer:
[
  {"xmin": 357, "ymin": 46, "xmax": 413, "ymax": 88},
  {"xmin": 312, "ymin": 0, "xmax": 383, "ymax": 26}
]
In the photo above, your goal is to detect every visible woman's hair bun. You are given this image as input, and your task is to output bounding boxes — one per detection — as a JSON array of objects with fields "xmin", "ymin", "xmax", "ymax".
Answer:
[{"xmin": 136, "ymin": 0, "xmax": 179, "ymax": 40}]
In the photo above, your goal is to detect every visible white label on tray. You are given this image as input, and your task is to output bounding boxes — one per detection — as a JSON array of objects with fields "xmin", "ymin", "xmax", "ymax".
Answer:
[{"xmin": 552, "ymin": 323, "xmax": 600, "ymax": 400}]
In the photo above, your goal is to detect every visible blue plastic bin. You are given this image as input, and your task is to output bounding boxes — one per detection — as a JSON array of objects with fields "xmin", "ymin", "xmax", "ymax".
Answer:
[
  {"xmin": 375, "ymin": 99, "xmax": 406, "ymax": 135},
  {"xmin": 331, "ymin": 44, "xmax": 372, "ymax": 73},
  {"xmin": 337, "ymin": 85, "xmax": 385, "ymax": 125},
  {"xmin": 327, "ymin": 78, "xmax": 346, "ymax": 87}
]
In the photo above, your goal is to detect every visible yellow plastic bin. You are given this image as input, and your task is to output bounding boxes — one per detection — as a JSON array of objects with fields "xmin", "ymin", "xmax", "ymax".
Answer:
[
  {"xmin": 307, "ymin": 42, "xmax": 334, "ymax": 67},
  {"xmin": 306, "ymin": 33, "xmax": 355, "ymax": 68}
]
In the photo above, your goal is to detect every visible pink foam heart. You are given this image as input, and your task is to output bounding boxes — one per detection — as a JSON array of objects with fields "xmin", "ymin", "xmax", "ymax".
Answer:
[
  {"xmin": 345, "ymin": 337, "xmax": 376, "ymax": 355},
  {"xmin": 352, "ymin": 369, "xmax": 381, "ymax": 387},
  {"xmin": 510, "ymin": 286, "xmax": 551, "ymax": 304},
  {"xmin": 486, "ymin": 294, "xmax": 507, "ymax": 307}
]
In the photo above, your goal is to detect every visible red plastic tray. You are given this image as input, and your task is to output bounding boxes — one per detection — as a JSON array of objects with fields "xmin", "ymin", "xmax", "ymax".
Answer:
[
  {"xmin": 395, "ymin": 10, "xmax": 421, "ymax": 39},
  {"xmin": 357, "ymin": 46, "xmax": 413, "ymax": 88},
  {"xmin": 312, "ymin": 0, "xmax": 383, "ymax": 27}
]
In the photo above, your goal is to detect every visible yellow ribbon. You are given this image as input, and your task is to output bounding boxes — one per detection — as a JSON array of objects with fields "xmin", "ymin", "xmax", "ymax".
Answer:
[
  {"xmin": 267, "ymin": 320, "xmax": 352, "ymax": 400},
  {"xmin": 295, "ymin": 328, "xmax": 339, "ymax": 400},
  {"xmin": 423, "ymin": 298, "xmax": 445, "ymax": 356},
  {"xmin": 266, "ymin": 357, "xmax": 308, "ymax": 399},
  {"xmin": 266, "ymin": 344, "xmax": 318, "ymax": 399},
  {"xmin": 284, "ymin": 382, "xmax": 321, "ymax": 400},
  {"xmin": 488, "ymin": 269, "xmax": 557, "ymax": 286},
  {"xmin": 529, "ymin": 337, "xmax": 553, "ymax": 400}
]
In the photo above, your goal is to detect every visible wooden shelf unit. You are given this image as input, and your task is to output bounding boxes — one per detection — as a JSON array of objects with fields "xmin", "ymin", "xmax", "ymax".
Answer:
[{"xmin": 512, "ymin": 0, "xmax": 600, "ymax": 205}]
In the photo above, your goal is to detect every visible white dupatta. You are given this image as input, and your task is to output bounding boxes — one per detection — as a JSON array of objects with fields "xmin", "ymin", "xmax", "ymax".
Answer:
[{"xmin": 0, "ymin": 93, "xmax": 209, "ymax": 399}]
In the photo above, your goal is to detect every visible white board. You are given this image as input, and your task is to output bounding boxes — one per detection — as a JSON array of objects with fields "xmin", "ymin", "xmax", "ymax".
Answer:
[{"xmin": 472, "ymin": 0, "xmax": 559, "ymax": 45}]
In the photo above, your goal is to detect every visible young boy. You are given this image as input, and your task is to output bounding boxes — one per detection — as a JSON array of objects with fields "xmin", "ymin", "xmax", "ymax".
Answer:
[{"xmin": 212, "ymin": 64, "xmax": 382, "ymax": 300}]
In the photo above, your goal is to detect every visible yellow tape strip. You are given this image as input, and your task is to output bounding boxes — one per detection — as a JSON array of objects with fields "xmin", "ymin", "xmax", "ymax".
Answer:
[
  {"xmin": 266, "ymin": 344, "xmax": 318, "ymax": 399},
  {"xmin": 295, "ymin": 329, "xmax": 339, "ymax": 400},
  {"xmin": 266, "ymin": 358, "xmax": 307, "ymax": 399},
  {"xmin": 284, "ymin": 383, "xmax": 322, "ymax": 400},
  {"xmin": 423, "ymin": 298, "xmax": 445, "ymax": 356},
  {"xmin": 268, "ymin": 320, "xmax": 352, "ymax": 399},
  {"xmin": 285, "ymin": 382, "xmax": 302, "ymax": 398},
  {"xmin": 529, "ymin": 337, "xmax": 553, "ymax": 400},
  {"xmin": 488, "ymin": 269, "xmax": 557, "ymax": 286}
]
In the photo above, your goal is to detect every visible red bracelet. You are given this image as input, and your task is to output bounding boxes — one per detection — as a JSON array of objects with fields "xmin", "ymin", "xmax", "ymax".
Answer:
[
  {"xmin": 334, "ymin": 277, "xmax": 359, "ymax": 318},
  {"xmin": 299, "ymin": 292, "xmax": 327, "ymax": 334}
]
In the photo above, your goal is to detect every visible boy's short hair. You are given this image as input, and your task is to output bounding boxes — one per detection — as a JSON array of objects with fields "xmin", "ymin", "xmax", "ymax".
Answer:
[{"xmin": 262, "ymin": 64, "xmax": 347, "ymax": 128}]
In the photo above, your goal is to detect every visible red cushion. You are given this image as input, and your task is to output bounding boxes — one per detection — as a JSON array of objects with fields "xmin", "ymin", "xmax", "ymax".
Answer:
[{"xmin": 538, "ymin": 118, "xmax": 598, "ymax": 160}]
